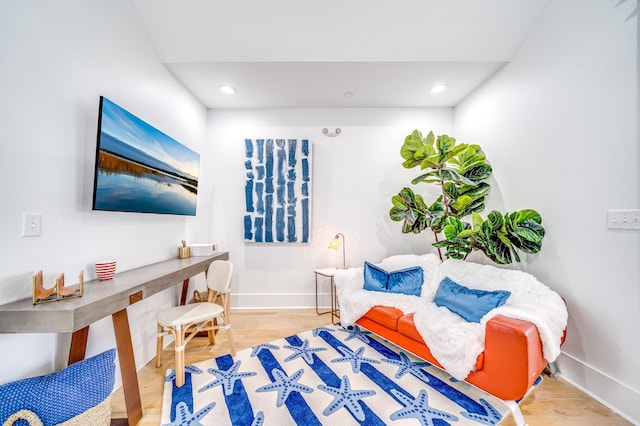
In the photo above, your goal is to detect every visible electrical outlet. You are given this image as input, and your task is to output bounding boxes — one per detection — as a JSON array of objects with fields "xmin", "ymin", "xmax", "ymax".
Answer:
[
  {"xmin": 22, "ymin": 213, "xmax": 41, "ymax": 237},
  {"xmin": 607, "ymin": 209, "xmax": 640, "ymax": 230}
]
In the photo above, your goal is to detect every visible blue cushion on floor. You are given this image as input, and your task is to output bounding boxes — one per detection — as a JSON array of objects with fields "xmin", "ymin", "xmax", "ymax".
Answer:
[{"xmin": 0, "ymin": 348, "xmax": 116, "ymax": 425}]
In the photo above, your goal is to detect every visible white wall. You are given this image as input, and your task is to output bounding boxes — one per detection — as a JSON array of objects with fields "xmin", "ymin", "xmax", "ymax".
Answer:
[
  {"xmin": 0, "ymin": 1, "xmax": 209, "ymax": 385},
  {"xmin": 208, "ymin": 108, "xmax": 452, "ymax": 308},
  {"xmin": 454, "ymin": 0, "xmax": 639, "ymax": 422}
]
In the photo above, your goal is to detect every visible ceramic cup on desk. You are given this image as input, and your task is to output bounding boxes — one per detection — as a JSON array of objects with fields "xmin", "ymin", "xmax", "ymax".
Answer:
[{"xmin": 95, "ymin": 261, "xmax": 116, "ymax": 280}]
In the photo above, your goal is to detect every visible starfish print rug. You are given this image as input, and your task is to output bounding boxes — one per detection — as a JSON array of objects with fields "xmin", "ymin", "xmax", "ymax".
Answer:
[{"xmin": 161, "ymin": 323, "xmax": 536, "ymax": 425}]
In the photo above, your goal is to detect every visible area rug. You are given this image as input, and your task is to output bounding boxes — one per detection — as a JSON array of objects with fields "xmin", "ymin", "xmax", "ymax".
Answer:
[{"xmin": 161, "ymin": 324, "xmax": 536, "ymax": 425}]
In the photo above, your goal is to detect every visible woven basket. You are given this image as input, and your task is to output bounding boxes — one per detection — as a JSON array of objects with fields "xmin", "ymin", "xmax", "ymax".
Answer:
[
  {"xmin": 1, "ymin": 397, "xmax": 111, "ymax": 426},
  {"xmin": 59, "ymin": 397, "xmax": 111, "ymax": 426}
]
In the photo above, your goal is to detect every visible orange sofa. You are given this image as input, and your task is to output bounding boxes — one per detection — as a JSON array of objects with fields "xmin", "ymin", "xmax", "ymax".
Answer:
[{"xmin": 356, "ymin": 305, "xmax": 551, "ymax": 401}]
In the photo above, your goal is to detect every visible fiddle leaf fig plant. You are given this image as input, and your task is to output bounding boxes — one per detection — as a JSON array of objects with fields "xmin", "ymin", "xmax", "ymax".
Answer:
[{"xmin": 390, "ymin": 130, "xmax": 545, "ymax": 265}]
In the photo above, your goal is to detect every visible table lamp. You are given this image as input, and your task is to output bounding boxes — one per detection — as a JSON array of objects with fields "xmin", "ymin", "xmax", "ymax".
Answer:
[{"xmin": 328, "ymin": 233, "xmax": 346, "ymax": 269}]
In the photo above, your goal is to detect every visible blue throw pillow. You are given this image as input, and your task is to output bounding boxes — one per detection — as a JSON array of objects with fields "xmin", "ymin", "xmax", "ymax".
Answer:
[
  {"xmin": 363, "ymin": 262, "xmax": 424, "ymax": 296},
  {"xmin": 363, "ymin": 261, "xmax": 388, "ymax": 292},
  {"xmin": 0, "ymin": 348, "xmax": 116, "ymax": 425},
  {"xmin": 434, "ymin": 276, "xmax": 511, "ymax": 323},
  {"xmin": 388, "ymin": 266, "xmax": 424, "ymax": 296}
]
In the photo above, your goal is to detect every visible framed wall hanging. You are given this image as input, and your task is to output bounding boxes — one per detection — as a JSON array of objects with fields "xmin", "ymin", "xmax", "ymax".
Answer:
[{"xmin": 243, "ymin": 138, "xmax": 311, "ymax": 243}]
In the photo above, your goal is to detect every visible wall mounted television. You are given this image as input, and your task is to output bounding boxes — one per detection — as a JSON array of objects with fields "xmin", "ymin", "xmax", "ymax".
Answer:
[{"xmin": 92, "ymin": 96, "xmax": 200, "ymax": 216}]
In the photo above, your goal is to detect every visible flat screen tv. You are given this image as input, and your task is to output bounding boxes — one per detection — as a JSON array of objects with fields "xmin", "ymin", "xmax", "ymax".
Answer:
[{"xmin": 92, "ymin": 96, "xmax": 200, "ymax": 216}]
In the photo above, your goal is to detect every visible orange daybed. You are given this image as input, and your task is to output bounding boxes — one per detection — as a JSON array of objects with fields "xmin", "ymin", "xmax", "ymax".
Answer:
[{"xmin": 356, "ymin": 305, "xmax": 552, "ymax": 401}]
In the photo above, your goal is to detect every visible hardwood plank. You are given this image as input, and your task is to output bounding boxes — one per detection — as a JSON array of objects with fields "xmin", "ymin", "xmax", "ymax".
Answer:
[{"xmin": 110, "ymin": 309, "xmax": 631, "ymax": 426}]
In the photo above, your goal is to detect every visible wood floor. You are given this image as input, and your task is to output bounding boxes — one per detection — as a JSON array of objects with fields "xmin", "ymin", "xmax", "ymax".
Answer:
[{"xmin": 110, "ymin": 309, "xmax": 631, "ymax": 425}]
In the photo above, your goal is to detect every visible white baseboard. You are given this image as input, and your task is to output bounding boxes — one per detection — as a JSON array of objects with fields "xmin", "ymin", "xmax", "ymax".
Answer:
[{"xmin": 555, "ymin": 352, "xmax": 640, "ymax": 425}]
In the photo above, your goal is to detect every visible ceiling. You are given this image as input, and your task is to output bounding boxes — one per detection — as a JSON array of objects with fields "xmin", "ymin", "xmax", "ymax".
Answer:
[{"xmin": 133, "ymin": 0, "xmax": 550, "ymax": 108}]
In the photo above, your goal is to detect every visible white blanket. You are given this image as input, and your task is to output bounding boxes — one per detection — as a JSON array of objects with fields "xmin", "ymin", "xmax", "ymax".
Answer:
[{"xmin": 334, "ymin": 255, "xmax": 568, "ymax": 381}]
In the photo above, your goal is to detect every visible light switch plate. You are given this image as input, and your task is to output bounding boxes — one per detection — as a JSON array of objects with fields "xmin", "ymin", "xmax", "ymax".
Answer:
[
  {"xmin": 607, "ymin": 209, "xmax": 640, "ymax": 230},
  {"xmin": 22, "ymin": 213, "xmax": 41, "ymax": 237}
]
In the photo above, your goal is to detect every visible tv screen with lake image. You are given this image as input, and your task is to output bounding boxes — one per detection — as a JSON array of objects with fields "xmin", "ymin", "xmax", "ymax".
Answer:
[{"xmin": 92, "ymin": 97, "xmax": 199, "ymax": 215}]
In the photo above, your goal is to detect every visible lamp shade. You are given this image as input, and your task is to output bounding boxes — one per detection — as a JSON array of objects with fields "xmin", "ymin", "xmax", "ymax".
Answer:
[
  {"xmin": 327, "ymin": 233, "xmax": 346, "ymax": 269},
  {"xmin": 328, "ymin": 236, "xmax": 341, "ymax": 251}
]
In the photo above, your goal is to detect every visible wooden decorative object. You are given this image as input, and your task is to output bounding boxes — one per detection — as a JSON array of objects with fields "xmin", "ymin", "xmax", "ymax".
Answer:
[
  {"xmin": 32, "ymin": 270, "xmax": 57, "ymax": 305},
  {"xmin": 32, "ymin": 270, "xmax": 84, "ymax": 305},
  {"xmin": 57, "ymin": 271, "xmax": 84, "ymax": 300}
]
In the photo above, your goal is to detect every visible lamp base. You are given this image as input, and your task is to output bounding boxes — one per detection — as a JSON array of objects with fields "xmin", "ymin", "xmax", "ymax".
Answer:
[{"xmin": 336, "ymin": 266, "xmax": 348, "ymax": 270}]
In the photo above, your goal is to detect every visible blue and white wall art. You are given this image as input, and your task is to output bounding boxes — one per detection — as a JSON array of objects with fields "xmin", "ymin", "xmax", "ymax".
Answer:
[{"xmin": 243, "ymin": 139, "xmax": 311, "ymax": 243}]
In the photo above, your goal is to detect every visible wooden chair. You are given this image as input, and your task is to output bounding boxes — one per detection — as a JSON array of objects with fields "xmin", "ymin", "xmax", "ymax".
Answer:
[{"xmin": 156, "ymin": 260, "xmax": 236, "ymax": 387}]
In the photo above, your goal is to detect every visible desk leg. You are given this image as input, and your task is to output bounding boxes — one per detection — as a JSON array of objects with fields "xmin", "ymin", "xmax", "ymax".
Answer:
[
  {"xmin": 112, "ymin": 309, "xmax": 143, "ymax": 426},
  {"xmin": 68, "ymin": 326, "xmax": 89, "ymax": 365},
  {"xmin": 180, "ymin": 278, "xmax": 190, "ymax": 305}
]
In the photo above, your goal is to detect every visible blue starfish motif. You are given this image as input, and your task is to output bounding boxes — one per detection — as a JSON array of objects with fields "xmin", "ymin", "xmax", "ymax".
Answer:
[
  {"xmin": 283, "ymin": 339, "xmax": 327, "ymax": 364},
  {"xmin": 460, "ymin": 398, "xmax": 502, "ymax": 425},
  {"xmin": 255, "ymin": 368, "xmax": 313, "ymax": 407},
  {"xmin": 338, "ymin": 325, "xmax": 371, "ymax": 343},
  {"xmin": 382, "ymin": 352, "xmax": 431, "ymax": 379},
  {"xmin": 390, "ymin": 389, "xmax": 458, "ymax": 426},
  {"xmin": 164, "ymin": 365, "xmax": 204, "ymax": 383},
  {"xmin": 250, "ymin": 343, "xmax": 280, "ymax": 357},
  {"xmin": 251, "ymin": 411, "xmax": 265, "ymax": 426},
  {"xmin": 331, "ymin": 346, "xmax": 380, "ymax": 373},
  {"xmin": 198, "ymin": 360, "xmax": 257, "ymax": 395},
  {"xmin": 317, "ymin": 375, "xmax": 375, "ymax": 421},
  {"xmin": 162, "ymin": 401, "xmax": 215, "ymax": 426},
  {"xmin": 312, "ymin": 326, "xmax": 335, "ymax": 337}
]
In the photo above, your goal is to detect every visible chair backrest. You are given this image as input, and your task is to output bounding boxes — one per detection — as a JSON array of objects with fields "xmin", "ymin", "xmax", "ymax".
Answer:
[{"xmin": 206, "ymin": 260, "xmax": 233, "ymax": 293}]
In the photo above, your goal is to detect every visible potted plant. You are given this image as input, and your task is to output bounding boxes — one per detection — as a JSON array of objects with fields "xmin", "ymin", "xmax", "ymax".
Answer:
[{"xmin": 389, "ymin": 130, "xmax": 545, "ymax": 265}]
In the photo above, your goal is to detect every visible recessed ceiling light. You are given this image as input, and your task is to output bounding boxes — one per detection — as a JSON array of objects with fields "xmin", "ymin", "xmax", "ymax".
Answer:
[
  {"xmin": 430, "ymin": 84, "xmax": 448, "ymax": 94},
  {"xmin": 218, "ymin": 85, "xmax": 236, "ymax": 95}
]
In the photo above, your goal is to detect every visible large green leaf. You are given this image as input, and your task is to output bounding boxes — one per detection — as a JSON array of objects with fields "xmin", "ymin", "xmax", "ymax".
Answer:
[
  {"xmin": 472, "ymin": 212, "xmax": 484, "ymax": 230},
  {"xmin": 436, "ymin": 134, "xmax": 456, "ymax": 155},
  {"xmin": 443, "ymin": 182, "xmax": 458, "ymax": 200},
  {"xmin": 419, "ymin": 157, "xmax": 439, "ymax": 170},
  {"xmin": 411, "ymin": 170, "xmax": 441, "ymax": 185},
  {"xmin": 458, "ymin": 182, "xmax": 491, "ymax": 198},
  {"xmin": 439, "ymin": 144, "xmax": 469, "ymax": 164},
  {"xmin": 439, "ymin": 168, "xmax": 476, "ymax": 185},
  {"xmin": 455, "ymin": 198, "xmax": 485, "ymax": 218},
  {"xmin": 457, "ymin": 151, "xmax": 487, "ymax": 173},
  {"xmin": 444, "ymin": 217, "xmax": 469, "ymax": 237},
  {"xmin": 449, "ymin": 195, "xmax": 473, "ymax": 212},
  {"xmin": 457, "ymin": 229, "xmax": 476, "ymax": 238},
  {"xmin": 486, "ymin": 211, "xmax": 504, "ymax": 231},
  {"xmin": 427, "ymin": 198, "xmax": 447, "ymax": 232},
  {"xmin": 513, "ymin": 209, "xmax": 542, "ymax": 224},
  {"xmin": 463, "ymin": 164, "xmax": 493, "ymax": 182},
  {"xmin": 515, "ymin": 226, "xmax": 542, "ymax": 243},
  {"xmin": 485, "ymin": 236, "xmax": 513, "ymax": 264},
  {"xmin": 400, "ymin": 143, "xmax": 422, "ymax": 167}
]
